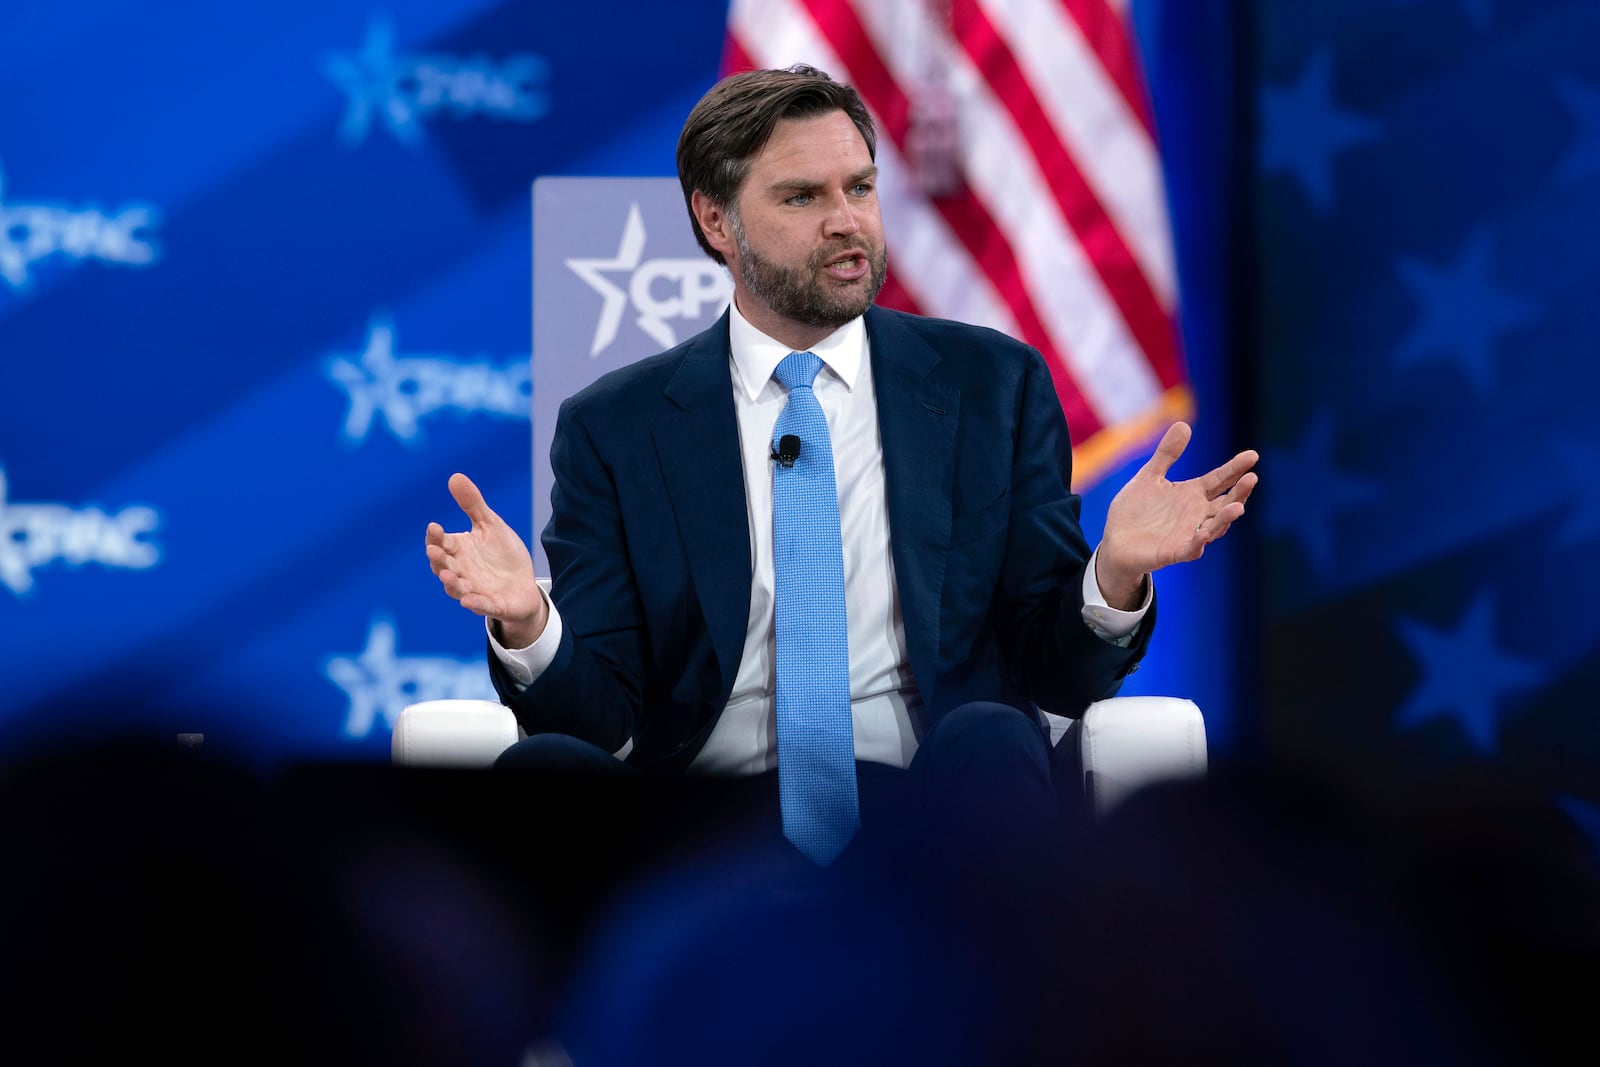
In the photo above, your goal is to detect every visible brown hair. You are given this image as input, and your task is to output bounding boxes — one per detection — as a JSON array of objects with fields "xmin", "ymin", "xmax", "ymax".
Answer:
[{"xmin": 676, "ymin": 65, "xmax": 877, "ymax": 265}]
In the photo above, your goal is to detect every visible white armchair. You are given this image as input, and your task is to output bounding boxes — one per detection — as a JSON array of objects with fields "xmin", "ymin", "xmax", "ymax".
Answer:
[{"xmin": 392, "ymin": 695, "xmax": 1206, "ymax": 818}]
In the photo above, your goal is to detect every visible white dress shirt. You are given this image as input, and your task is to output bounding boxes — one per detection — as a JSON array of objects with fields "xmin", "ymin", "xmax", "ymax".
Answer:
[{"xmin": 491, "ymin": 301, "xmax": 1150, "ymax": 773}]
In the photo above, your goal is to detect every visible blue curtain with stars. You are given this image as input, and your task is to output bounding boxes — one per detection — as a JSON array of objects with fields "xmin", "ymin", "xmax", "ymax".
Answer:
[{"xmin": 1253, "ymin": 0, "xmax": 1600, "ymax": 831}]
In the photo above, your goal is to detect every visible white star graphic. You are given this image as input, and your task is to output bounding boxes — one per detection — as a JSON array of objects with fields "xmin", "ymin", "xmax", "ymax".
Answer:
[
  {"xmin": 326, "ymin": 618, "xmax": 405, "ymax": 739},
  {"xmin": 325, "ymin": 618, "xmax": 496, "ymax": 739},
  {"xmin": 566, "ymin": 203, "xmax": 648, "ymax": 357},
  {"xmin": 327, "ymin": 314, "xmax": 410, "ymax": 440},
  {"xmin": 323, "ymin": 17, "xmax": 421, "ymax": 148}
]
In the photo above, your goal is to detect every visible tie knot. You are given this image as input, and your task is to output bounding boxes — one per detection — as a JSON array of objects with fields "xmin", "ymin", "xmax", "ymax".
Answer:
[{"xmin": 774, "ymin": 350, "xmax": 824, "ymax": 392}]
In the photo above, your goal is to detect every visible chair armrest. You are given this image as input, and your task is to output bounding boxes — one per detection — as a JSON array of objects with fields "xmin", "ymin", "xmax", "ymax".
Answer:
[
  {"xmin": 1078, "ymin": 696, "xmax": 1207, "ymax": 817},
  {"xmin": 392, "ymin": 699, "xmax": 520, "ymax": 767}
]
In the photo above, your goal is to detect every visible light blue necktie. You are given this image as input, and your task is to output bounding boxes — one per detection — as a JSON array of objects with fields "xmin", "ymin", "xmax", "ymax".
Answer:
[{"xmin": 771, "ymin": 351, "xmax": 859, "ymax": 866}]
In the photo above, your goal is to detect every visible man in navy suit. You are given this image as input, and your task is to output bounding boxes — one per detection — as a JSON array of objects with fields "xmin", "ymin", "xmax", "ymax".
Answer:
[{"xmin": 426, "ymin": 66, "xmax": 1256, "ymax": 859}]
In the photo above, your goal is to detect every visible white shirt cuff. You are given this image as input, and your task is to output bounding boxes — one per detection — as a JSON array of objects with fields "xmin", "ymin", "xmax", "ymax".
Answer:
[
  {"xmin": 487, "ymin": 583, "xmax": 562, "ymax": 691},
  {"xmin": 1079, "ymin": 545, "xmax": 1151, "ymax": 646}
]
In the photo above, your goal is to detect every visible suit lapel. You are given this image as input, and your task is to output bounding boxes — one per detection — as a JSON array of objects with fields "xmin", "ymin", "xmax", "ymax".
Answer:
[
  {"xmin": 652, "ymin": 314, "xmax": 751, "ymax": 700},
  {"xmin": 866, "ymin": 307, "xmax": 960, "ymax": 702}
]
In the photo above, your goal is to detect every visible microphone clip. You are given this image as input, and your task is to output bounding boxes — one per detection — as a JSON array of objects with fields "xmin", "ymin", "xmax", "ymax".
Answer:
[{"xmin": 771, "ymin": 433, "xmax": 801, "ymax": 469}]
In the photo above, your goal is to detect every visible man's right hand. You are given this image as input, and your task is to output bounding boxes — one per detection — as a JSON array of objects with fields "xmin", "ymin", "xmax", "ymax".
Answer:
[{"xmin": 425, "ymin": 473, "xmax": 548, "ymax": 649}]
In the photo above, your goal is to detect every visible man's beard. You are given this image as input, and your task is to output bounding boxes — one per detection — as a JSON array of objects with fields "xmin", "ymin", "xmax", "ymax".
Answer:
[{"xmin": 731, "ymin": 213, "xmax": 888, "ymax": 330}]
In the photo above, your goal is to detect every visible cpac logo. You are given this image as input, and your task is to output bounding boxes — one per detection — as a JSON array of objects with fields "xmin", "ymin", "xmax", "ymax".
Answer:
[
  {"xmin": 324, "ymin": 16, "xmax": 550, "ymax": 148},
  {"xmin": 325, "ymin": 618, "xmax": 497, "ymax": 738},
  {"xmin": 568, "ymin": 202, "xmax": 732, "ymax": 357},
  {"xmin": 0, "ymin": 162, "xmax": 161, "ymax": 292},
  {"xmin": 0, "ymin": 465, "xmax": 162, "ymax": 596},
  {"xmin": 326, "ymin": 313, "xmax": 531, "ymax": 443}
]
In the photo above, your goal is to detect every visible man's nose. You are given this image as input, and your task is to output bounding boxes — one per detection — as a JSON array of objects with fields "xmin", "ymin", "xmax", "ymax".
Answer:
[{"xmin": 824, "ymin": 194, "xmax": 861, "ymax": 237}]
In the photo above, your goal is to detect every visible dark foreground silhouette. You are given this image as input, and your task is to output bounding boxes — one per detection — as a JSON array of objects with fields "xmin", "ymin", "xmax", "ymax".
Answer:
[{"xmin": 2, "ymin": 735, "xmax": 1595, "ymax": 1065}]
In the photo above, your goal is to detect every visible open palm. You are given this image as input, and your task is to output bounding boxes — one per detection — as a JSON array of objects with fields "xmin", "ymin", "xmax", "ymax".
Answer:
[
  {"xmin": 425, "ymin": 473, "xmax": 545, "ymax": 637},
  {"xmin": 1098, "ymin": 423, "xmax": 1259, "ymax": 604}
]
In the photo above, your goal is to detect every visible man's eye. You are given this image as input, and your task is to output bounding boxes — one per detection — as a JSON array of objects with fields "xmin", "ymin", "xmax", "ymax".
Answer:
[
  {"xmin": 787, "ymin": 193, "xmax": 813, "ymax": 206},
  {"xmin": 852, "ymin": 184, "xmax": 873, "ymax": 196}
]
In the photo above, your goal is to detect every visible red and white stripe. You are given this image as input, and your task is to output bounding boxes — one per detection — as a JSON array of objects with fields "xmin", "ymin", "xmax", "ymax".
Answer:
[{"xmin": 725, "ymin": 0, "xmax": 1191, "ymax": 485}]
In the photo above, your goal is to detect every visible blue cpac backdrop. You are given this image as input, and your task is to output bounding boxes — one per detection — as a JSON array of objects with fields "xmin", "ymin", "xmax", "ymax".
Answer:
[
  {"xmin": 0, "ymin": 0, "xmax": 727, "ymax": 760},
  {"xmin": 1, "ymin": 0, "xmax": 1593, "ymax": 813}
]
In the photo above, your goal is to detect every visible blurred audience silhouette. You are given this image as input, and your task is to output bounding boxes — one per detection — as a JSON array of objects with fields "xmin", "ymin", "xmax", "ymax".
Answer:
[{"xmin": 2, "ymin": 727, "xmax": 1595, "ymax": 1064}]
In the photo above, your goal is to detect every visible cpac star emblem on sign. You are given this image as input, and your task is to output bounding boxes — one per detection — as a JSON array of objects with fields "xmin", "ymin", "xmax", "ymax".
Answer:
[{"xmin": 566, "ymin": 202, "xmax": 731, "ymax": 357}]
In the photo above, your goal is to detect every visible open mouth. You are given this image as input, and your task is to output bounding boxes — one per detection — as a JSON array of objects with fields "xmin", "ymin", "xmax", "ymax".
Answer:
[{"xmin": 822, "ymin": 251, "xmax": 869, "ymax": 281}]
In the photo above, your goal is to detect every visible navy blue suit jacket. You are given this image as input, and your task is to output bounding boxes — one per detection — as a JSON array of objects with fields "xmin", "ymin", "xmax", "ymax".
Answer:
[{"xmin": 491, "ymin": 306, "xmax": 1152, "ymax": 771}]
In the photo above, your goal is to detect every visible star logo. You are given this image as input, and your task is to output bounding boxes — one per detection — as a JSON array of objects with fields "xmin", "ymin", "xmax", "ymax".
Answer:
[
  {"xmin": 325, "ymin": 312, "xmax": 531, "ymax": 443},
  {"xmin": 1392, "ymin": 593, "xmax": 1545, "ymax": 756},
  {"xmin": 324, "ymin": 618, "xmax": 497, "ymax": 739},
  {"xmin": 322, "ymin": 16, "xmax": 551, "ymax": 148},
  {"xmin": 567, "ymin": 202, "xmax": 649, "ymax": 356},
  {"xmin": 323, "ymin": 17, "xmax": 422, "ymax": 147},
  {"xmin": 565, "ymin": 203, "xmax": 731, "ymax": 357},
  {"xmin": 328, "ymin": 315, "xmax": 408, "ymax": 437}
]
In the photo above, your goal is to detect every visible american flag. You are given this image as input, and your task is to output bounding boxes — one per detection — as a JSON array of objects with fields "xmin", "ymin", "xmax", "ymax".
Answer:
[{"xmin": 724, "ymin": 0, "xmax": 1190, "ymax": 487}]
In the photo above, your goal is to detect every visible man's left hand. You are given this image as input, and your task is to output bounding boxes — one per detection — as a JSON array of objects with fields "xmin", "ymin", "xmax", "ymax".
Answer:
[{"xmin": 1096, "ymin": 422, "xmax": 1259, "ymax": 610}]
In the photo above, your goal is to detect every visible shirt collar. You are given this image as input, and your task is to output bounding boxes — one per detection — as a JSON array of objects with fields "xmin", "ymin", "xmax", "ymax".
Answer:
[{"xmin": 727, "ymin": 297, "xmax": 867, "ymax": 402}]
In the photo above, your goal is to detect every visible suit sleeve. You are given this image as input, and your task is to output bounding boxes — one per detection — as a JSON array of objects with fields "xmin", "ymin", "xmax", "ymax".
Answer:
[
  {"xmin": 994, "ymin": 348, "xmax": 1154, "ymax": 716},
  {"xmin": 487, "ymin": 399, "xmax": 646, "ymax": 753}
]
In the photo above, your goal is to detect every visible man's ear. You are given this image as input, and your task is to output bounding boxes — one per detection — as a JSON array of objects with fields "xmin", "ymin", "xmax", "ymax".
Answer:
[{"xmin": 692, "ymin": 190, "xmax": 737, "ymax": 261}]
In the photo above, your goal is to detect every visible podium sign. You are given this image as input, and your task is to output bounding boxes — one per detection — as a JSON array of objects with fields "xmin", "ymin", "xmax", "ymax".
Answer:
[{"xmin": 531, "ymin": 177, "xmax": 732, "ymax": 572}]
